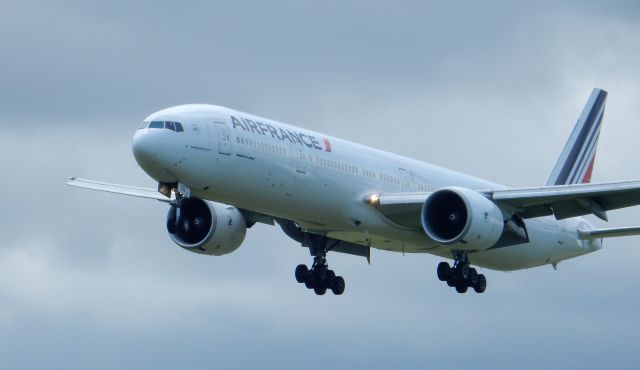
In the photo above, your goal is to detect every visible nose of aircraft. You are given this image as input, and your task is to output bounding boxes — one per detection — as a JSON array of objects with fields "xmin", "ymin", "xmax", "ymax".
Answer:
[{"xmin": 132, "ymin": 129, "xmax": 158, "ymax": 170}]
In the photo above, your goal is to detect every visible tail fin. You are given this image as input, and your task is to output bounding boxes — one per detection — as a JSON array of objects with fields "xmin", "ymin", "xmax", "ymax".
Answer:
[{"xmin": 545, "ymin": 88, "xmax": 608, "ymax": 186}]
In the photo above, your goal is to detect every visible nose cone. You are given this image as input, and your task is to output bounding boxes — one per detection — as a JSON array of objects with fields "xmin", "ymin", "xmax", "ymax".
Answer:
[{"xmin": 132, "ymin": 130, "xmax": 158, "ymax": 171}]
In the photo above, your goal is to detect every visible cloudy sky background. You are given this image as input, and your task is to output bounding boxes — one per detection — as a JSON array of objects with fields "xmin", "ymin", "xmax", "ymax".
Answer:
[{"xmin": 1, "ymin": 1, "xmax": 640, "ymax": 369}]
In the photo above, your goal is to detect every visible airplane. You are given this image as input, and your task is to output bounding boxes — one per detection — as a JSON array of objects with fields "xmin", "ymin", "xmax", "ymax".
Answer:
[{"xmin": 68, "ymin": 88, "xmax": 640, "ymax": 296}]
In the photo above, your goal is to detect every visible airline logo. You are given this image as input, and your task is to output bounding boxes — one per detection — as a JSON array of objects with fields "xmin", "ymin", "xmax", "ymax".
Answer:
[
  {"xmin": 231, "ymin": 116, "xmax": 331, "ymax": 152},
  {"xmin": 546, "ymin": 89, "xmax": 607, "ymax": 186}
]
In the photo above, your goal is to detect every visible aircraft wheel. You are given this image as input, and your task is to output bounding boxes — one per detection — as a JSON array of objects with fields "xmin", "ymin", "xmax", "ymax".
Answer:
[
  {"xmin": 468, "ymin": 268, "xmax": 478, "ymax": 287},
  {"xmin": 331, "ymin": 276, "xmax": 345, "ymax": 295},
  {"xmin": 326, "ymin": 269, "xmax": 336, "ymax": 286},
  {"xmin": 314, "ymin": 286, "xmax": 327, "ymax": 295},
  {"xmin": 313, "ymin": 267, "xmax": 327, "ymax": 283},
  {"xmin": 295, "ymin": 264, "xmax": 309, "ymax": 283},
  {"xmin": 437, "ymin": 262, "xmax": 451, "ymax": 281},
  {"xmin": 474, "ymin": 274, "xmax": 487, "ymax": 293},
  {"xmin": 456, "ymin": 264, "xmax": 470, "ymax": 280},
  {"xmin": 446, "ymin": 276, "xmax": 456, "ymax": 287},
  {"xmin": 455, "ymin": 283, "xmax": 468, "ymax": 294}
]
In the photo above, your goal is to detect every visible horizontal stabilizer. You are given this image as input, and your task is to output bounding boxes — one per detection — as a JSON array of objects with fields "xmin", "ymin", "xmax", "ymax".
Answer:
[
  {"xmin": 578, "ymin": 226, "xmax": 640, "ymax": 240},
  {"xmin": 66, "ymin": 177, "xmax": 173, "ymax": 203}
]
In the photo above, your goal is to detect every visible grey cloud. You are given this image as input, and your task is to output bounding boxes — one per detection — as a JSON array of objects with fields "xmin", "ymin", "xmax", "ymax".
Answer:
[{"xmin": 1, "ymin": 1, "xmax": 640, "ymax": 369}]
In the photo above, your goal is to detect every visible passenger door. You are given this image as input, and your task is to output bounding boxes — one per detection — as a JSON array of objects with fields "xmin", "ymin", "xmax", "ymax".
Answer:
[
  {"xmin": 399, "ymin": 168, "xmax": 415, "ymax": 192},
  {"xmin": 294, "ymin": 143, "xmax": 307, "ymax": 174},
  {"xmin": 216, "ymin": 121, "xmax": 232, "ymax": 155}
]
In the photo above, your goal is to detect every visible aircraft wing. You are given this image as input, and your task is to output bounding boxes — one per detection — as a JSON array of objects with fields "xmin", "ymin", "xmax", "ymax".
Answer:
[
  {"xmin": 370, "ymin": 192, "xmax": 431, "ymax": 228},
  {"xmin": 66, "ymin": 177, "xmax": 174, "ymax": 203},
  {"xmin": 371, "ymin": 180, "xmax": 640, "ymax": 228},
  {"xmin": 68, "ymin": 177, "xmax": 278, "ymax": 227},
  {"xmin": 489, "ymin": 180, "xmax": 640, "ymax": 221}
]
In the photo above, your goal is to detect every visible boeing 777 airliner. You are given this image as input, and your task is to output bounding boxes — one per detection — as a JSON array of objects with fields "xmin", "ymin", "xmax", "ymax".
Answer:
[{"xmin": 68, "ymin": 88, "xmax": 640, "ymax": 295}]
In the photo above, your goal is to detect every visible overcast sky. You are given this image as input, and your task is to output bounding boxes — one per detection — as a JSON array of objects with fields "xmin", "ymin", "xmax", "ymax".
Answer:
[{"xmin": 1, "ymin": 1, "xmax": 640, "ymax": 369}]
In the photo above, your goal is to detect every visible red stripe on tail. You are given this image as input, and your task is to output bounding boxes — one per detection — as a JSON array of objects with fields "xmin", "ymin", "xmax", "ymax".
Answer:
[{"xmin": 582, "ymin": 156, "xmax": 596, "ymax": 184}]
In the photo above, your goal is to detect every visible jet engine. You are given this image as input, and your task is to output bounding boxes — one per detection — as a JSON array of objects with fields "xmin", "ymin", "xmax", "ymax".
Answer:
[
  {"xmin": 421, "ymin": 187, "xmax": 504, "ymax": 250},
  {"xmin": 167, "ymin": 198, "xmax": 247, "ymax": 256}
]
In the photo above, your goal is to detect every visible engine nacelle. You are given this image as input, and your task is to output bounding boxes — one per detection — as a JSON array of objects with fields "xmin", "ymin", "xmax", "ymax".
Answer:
[
  {"xmin": 421, "ymin": 187, "xmax": 504, "ymax": 250},
  {"xmin": 167, "ymin": 198, "xmax": 247, "ymax": 256}
]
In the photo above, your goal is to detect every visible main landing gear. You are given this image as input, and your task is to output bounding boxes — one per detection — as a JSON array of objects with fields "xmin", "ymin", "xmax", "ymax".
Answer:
[
  {"xmin": 437, "ymin": 253, "xmax": 486, "ymax": 294},
  {"xmin": 294, "ymin": 234, "xmax": 345, "ymax": 295}
]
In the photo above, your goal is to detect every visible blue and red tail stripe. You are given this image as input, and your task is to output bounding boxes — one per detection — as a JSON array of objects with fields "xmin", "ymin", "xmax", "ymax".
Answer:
[{"xmin": 545, "ymin": 88, "xmax": 607, "ymax": 186}]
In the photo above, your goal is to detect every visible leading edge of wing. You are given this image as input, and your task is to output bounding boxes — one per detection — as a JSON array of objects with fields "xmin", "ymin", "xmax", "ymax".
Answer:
[
  {"xmin": 369, "ymin": 179, "xmax": 640, "ymax": 226},
  {"xmin": 66, "ymin": 177, "xmax": 173, "ymax": 203},
  {"xmin": 490, "ymin": 180, "xmax": 640, "ymax": 220},
  {"xmin": 490, "ymin": 180, "xmax": 640, "ymax": 204}
]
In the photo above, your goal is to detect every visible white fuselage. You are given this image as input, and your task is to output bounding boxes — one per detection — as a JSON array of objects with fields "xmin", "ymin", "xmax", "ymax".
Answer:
[{"xmin": 133, "ymin": 104, "xmax": 602, "ymax": 271}]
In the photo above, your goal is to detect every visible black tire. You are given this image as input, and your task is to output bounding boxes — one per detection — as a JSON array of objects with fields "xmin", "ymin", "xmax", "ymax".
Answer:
[
  {"xmin": 437, "ymin": 262, "xmax": 450, "ymax": 281},
  {"xmin": 326, "ymin": 270, "xmax": 336, "ymax": 286},
  {"xmin": 304, "ymin": 279, "xmax": 315, "ymax": 289},
  {"xmin": 446, "ymin": 276, "xmax": 456, "ymax": 287},
  {"xmin": 314, "ymin": 286, "xmax": 327, "ymax": 295},
  {"xmin": 295, "ymin": 264, "xmax": 309, "ymax": 283},
  {"xmin": 331, "ymin": 276, "xmax": 345, "ymax": 295},
  {"xmin": 313, "ymin": 268, "xmax": 326, "ymax": 283},
  {"xmin": 457, "ymin": 264, "xmax": 470, "ymax": 280},
  {"xmin": 468, "ymin": 267, "xmax": 478, "ymax": 286},
  {"xmin": 455, "ymin": 283, "xmax": 468, "ymax": 293},
  {"xmin": 474, "ymin": 274, "xmax": 487, "ymax": 293}
]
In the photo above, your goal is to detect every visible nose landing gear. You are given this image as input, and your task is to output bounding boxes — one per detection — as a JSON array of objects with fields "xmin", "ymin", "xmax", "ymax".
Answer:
[{"xmin": 437, "ymin": 253, "xmax": 486, "ymax": 294}]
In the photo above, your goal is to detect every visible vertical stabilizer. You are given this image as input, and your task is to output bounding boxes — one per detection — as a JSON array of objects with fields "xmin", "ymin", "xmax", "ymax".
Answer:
[{"xmin": 545, "ymin": 88, "xmax": 607, "ymax": 186}]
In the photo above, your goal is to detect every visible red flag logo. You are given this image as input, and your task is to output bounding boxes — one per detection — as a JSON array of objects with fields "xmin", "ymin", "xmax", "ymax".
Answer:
[{"xmin": 323, "ymin": 138, "xmax": 332, "ymax": 152}]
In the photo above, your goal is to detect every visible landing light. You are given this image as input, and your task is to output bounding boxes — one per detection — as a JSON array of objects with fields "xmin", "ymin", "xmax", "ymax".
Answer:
[{"xmin": 367, "ymin": 194, "xmax": 380, "ymax": 206}]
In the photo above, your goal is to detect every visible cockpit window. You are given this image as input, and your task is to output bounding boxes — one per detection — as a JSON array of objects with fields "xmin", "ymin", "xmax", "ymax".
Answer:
[{"xmin": 147, "ymin": 120, "xmax": 184, "ymax": 132}]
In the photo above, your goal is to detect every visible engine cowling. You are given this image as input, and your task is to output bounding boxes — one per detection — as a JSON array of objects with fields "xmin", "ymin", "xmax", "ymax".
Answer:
[
  {"xmin": 167, "ymin": 198, "xmax": 247, "ymax": 256},
  {"xmin": 421, "ymin": 187, "xmax": 504, "ymax": 250}
]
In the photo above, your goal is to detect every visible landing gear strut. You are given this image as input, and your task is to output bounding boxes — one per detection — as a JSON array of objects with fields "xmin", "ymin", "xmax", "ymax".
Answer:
[
  {"xmin": 437, "ymin": 253, "xmax": 486, "ymax": 294},
  {"xmin": 294, "ymin": 234, "xmax": 345, "ymax": 295}
]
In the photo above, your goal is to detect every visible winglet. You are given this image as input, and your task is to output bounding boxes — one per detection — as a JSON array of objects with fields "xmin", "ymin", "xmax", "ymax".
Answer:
[{"xmin": 545, "ymin": 88, "xmax": 607, "ymax": 186}]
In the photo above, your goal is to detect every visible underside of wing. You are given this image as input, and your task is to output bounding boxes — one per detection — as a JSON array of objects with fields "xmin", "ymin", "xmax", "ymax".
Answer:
[{"xmin": 371, "ymin": 192, "xmax": 430, "ymax": 228}]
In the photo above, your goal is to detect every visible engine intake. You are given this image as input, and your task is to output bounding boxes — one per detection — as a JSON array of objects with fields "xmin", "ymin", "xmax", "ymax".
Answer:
[
  {"xmin": 421, "ymin": 187, "xmax": 504, "ymax": 250},
  {"xmin": 167, "ymin": 198, "xmax": 247, "ymax": 256}
]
